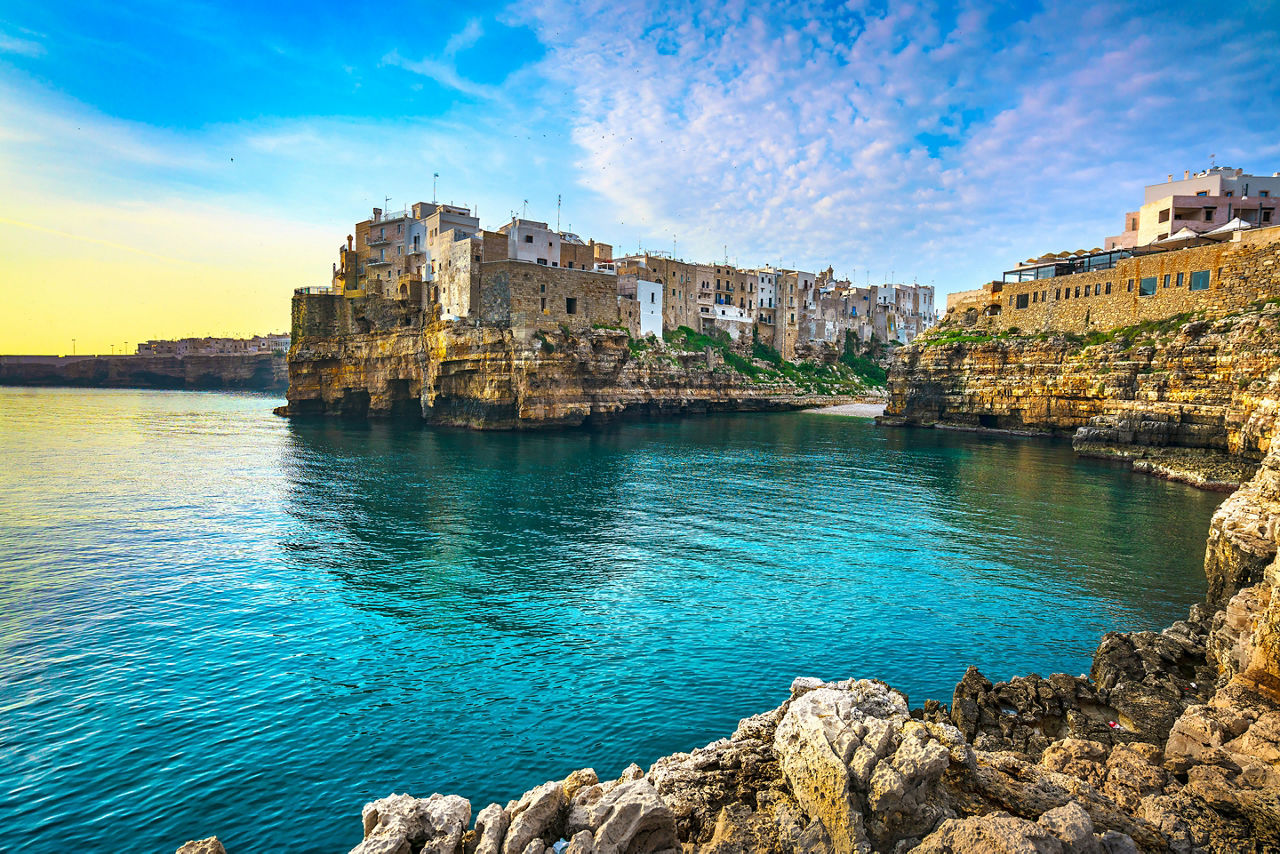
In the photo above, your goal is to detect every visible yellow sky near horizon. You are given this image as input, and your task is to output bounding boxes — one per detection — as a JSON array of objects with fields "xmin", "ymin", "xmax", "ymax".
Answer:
[{"xmin": 0, "ymin": 192, "xmax": 332, "ymax": 355}]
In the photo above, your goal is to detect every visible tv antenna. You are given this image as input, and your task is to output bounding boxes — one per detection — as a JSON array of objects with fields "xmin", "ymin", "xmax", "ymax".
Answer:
[
  {"xmin": 556, "ymin": 194, "xmax": 561, "ymax": 232},
  {"xmin": 432, "ymin": 173, "xmax": 439, "ymax": 203}
]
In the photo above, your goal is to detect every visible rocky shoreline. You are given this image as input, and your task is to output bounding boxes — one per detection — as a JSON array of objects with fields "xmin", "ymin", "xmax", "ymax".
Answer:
[{"xmin": 179, "ymin": 438, "xmax": 1280, "ymax": 853}]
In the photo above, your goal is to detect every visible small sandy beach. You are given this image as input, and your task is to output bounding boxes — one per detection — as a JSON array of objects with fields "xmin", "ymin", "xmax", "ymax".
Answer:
[{"xmin": 806, "ymin": 401, "xmax": 887, "ymax": 418}]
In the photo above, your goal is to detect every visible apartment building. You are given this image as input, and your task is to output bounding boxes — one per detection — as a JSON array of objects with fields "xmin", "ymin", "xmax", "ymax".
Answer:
[{"xmin": 1106, "ymin": 167, "xmax": 1280, "ymax": 250}]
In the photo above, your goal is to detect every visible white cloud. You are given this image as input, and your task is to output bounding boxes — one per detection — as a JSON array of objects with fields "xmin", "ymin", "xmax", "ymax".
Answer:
[
  {"xmin": 519, "ymin": 0, "xmax": 1280, "ymax": 292},
  {"xmin": 0, "ymin": 31, "xmax": 45, "ymax": 57}
]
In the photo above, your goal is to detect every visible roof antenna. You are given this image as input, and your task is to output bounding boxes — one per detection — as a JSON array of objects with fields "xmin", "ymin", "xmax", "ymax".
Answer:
[
  {"xmin": 556, "ymin": 194, "xmax": 561, "ymax": 233},
  {"xmin": 522, "ymin": 199, "xmax": 528, "ymax": 219},
  {"xmin": 432, "ymin": 173, "xmax": 438, "ymax": 203}
]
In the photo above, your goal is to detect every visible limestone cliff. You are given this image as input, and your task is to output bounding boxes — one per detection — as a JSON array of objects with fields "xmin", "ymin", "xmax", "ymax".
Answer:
[
  {"xmin": 882, "ymin": 302, "xmax": 1280, "ymax": 489},
  {"xmin": 282, "ymin": 293, "xmax": 873, "ymax": 428}
]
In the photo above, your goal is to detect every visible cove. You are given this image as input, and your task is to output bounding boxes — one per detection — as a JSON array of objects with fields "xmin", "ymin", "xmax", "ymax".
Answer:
[{"xmin": 0, "ymin": 388, "xmax": 1223, "ymax": 853}]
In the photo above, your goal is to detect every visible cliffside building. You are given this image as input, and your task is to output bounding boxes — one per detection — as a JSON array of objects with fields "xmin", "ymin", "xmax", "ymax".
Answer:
[
  {"xmin": 1105, "ymin": 167, "xmax": 1280, "ymax": 250},
  {"xmin": 316, "ymin": 200, "xmax": 933, "ymax": 360}
]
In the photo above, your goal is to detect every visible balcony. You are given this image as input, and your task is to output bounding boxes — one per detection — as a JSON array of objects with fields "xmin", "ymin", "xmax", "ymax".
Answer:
[
  {"xmin": 366, "ymin": 236, "xmax": 391, "ymax": 247},
  {"xmin": 367, "ymin": 258, "xmax": 392, "ymax": 266}
]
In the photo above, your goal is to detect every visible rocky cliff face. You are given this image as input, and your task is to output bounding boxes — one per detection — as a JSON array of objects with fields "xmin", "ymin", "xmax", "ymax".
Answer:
[
  {"xmin": 882, "ymin": 302, "xmax": 1280, "ymax": 489},
  {"xmin": 283, "ymin": 294, "xmax": 868, "ymax": 428}
]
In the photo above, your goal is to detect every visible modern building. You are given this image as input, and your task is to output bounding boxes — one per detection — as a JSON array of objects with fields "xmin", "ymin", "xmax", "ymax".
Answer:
[{"xmin": 1105, "ymin": 167, "xmax": 1280, "ymax": 250}]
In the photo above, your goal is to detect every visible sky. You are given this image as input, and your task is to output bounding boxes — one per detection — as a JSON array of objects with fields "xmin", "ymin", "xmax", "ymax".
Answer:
[{"xmin": 2, "ymin": 0, "xmax": 1279, "ymax": 354}]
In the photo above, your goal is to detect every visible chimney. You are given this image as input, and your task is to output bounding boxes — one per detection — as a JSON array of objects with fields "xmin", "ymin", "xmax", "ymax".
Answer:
[
  {"xmin": 347, "ymin": 234, "xmax": 353, "ymax": 251},
  {"xmin": 1168, "ymin": 174, "xmax": 1173, "ymax": 182},
  {"xmin": 373, "ymin": 207, "xmax": 382, "ymax": 222},
  {"xmin": 1184, "ymin": 170, "xmax": 1190, "ymax": 180}
]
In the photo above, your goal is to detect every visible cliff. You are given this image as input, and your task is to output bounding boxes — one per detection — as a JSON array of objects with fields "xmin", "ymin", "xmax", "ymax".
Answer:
[
  {"xmin": 281, "ymin": 293, "xmax": 877, "ymax": 428},
  {"xmin": 881, "ymin": 302, "xmax": 1280, "ymax": 490},
  {"xmin": 0, "ymin": 353, "xmax": 287, "ymax": 392}
]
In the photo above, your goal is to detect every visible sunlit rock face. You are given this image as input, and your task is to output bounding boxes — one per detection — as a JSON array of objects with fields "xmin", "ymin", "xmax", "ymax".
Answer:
[
  {"xmin": 283, "ymin": 294, "xmax": 861, "ymax": 428},
  {"xmin": 884, "ymin": 298, "xmax": 1280, "ymax": 491}
]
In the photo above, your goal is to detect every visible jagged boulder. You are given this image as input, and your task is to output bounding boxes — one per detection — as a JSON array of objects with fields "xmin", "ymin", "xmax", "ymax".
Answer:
[
  {"xmin": 773, "ymin": 678, "xmax": 963, "ymax": 852},
  {"xmin": 916, "ymin": 801, "xmax": 1136, "ymax": 853},
  {"xmin": 588, "ymin": 779, "xmax": 679, "ymax": 854},
  {"xmin": 355, "ymin": 793, "xmax": 472, "ymax": 854},
  {"xmin": 648, "ymin": 709, "xmax": 786, "ymax": 844},
  {"xmin": 951, "ymin": 668, "xmax": 1121, "ymax": 755},
  {"xmin": 176, "ymin": 839, "xmax": 226, "ymax": 854},
  {"xmin": 502, "ymin": 782, "xmax": 565, "ymax": 854}
]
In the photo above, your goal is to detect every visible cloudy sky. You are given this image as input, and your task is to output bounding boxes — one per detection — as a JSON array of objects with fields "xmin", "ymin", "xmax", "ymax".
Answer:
[{"xmin": 2, "ymin": 0, "xmax": 1278, "ymax": 353}]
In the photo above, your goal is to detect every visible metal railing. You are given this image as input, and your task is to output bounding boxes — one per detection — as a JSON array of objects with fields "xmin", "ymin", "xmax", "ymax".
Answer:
[{"xmin": 294, "ymin": 286, "xmax": 333, "ymax": 295}]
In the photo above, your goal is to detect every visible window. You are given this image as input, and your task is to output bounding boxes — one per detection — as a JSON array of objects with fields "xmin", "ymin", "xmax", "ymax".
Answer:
[
  {"xmin": 650, "ymin": 292, "xmax": 655, "ymax": 304},
  {"xmin": 1262, "ymin": 191, "xmax": 1270, "ymax": 198},
  {"xmin": 1105, "ymin": 281, "xmax": 1112, "ymax": 294},
  {"xmin": 540, "ymin": 297, "xmax": 547, "ymax": 312},
  {"xmin": 540, "ymin": 283, "xmax": 545, "ymax": 293},
  {"xmin": 1265, "ymin": 210, "xmax": 1274, "ymax": 223},
  {"xmin": 524, "ymin": 234, "xmax": 534, "ymax": 243},
  {"xmin": 1055, "ymin": 288, "xmax": 1061, "ymax": 300},
  {"xmin": 1139, "ymin": 276, "xmax": 1157, "ymax": 296},
  {"xmin": 1196, "ymin": 190, "xmax": 1208, "ymax": 196},
  {"xmin": 1075, "ymin": 286, "xmax": 1081, "ymax": 298},
  {"xmin": 1128, "ymin": 279, "xmax": 1134, "ymax": 292},
  {"xmin": 537, "ymin": 258, "xmax": 547, "ymax": 265},
  {"xmin": 1189, "ymin": 270, "xmax": 1210, "ymax": 290},
  {"xmin": 565, "ymin": 297, "xmax": 578, "ymax": 314},
  {"xmin": 1158, "ymin": 209, "xmax": 1170, "ymax": 223},
  {"xmin": 1176, "ymin": 273, "xmax": 1184, "ymax": 287},
  {"xmin": 1063, "ymin": 288, "xmax": 1070, "ymax": 300},
  {"xmin": 1204, "ymin": 208, "xmax": 1216, "ymax": 222},
  {"xmin": 1163, "ymin": 274, "xmax": 1170, "ymax": 288},
  {"xmin": 1015, "ymin": 293, "xmax": 1029, "ymax": 309},
  {"xmin": 1226, "ymin": 191, "xmax": 1234, "ymax": 198}
]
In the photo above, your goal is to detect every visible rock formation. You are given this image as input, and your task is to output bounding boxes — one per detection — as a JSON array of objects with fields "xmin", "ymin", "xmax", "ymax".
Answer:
[
  {"xmin": 280, "ymin": 294, "xmax": 873, "ymax": 428},
  {"xmin": 881, "ymin": 300, "xmax": 1280, "ymax": 490}
]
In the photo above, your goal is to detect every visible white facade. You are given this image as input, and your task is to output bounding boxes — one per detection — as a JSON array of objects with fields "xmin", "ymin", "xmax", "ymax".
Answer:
[
  {"xmin": 637, "ymin": 279, "xmax": 663, "ymax": 338},
  {"xmin": 756, "ymin": 268, "xmax": 777, "ymax": 309},
  {"xmin": 504, "ymin": 219, "xmax": 562, "ymax": 267}
]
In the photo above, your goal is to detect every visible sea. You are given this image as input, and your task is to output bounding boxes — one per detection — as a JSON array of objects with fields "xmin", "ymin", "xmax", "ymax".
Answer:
[{"xmin": 0, "ymin": 387, "xmax": 1224, "ymax": 852}]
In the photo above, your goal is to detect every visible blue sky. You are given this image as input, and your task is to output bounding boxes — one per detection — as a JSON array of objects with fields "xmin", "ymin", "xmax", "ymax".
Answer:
[{"xmin": 2, "ymin": 0, "xmax": 1280, "ymax": 348}]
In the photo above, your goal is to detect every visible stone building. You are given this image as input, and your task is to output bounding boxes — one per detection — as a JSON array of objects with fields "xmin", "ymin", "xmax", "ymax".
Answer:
[
  {"xmin": 316, "ymin": 198, "xmax": 910, "ymax": 359},
  {"xmin": 948, "ymin": 225, "xmax": 1280, "ymax": 335},
  {"xmin": 1105, "ymin": 167, "xmax": 1280, "ymax": 250}
]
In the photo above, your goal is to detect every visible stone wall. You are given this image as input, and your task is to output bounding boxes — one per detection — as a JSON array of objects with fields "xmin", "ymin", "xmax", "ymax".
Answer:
[
  {"xmin": 950, "ymin": 230, "xmax": 1280, "ymax": 335},
  {"xmin": 477, "ymin": 261, "xmax": 620, "ymax": 331}
]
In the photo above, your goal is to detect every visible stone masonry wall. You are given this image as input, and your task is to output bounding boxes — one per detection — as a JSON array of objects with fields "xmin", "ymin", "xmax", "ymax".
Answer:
[
  {"xmin": 951, "ymin": 230, "xmax": 1280, "ymax": 335},
  {"xmin": 478, "ymin": 261, "xmax": 620, "ymax": 331}
]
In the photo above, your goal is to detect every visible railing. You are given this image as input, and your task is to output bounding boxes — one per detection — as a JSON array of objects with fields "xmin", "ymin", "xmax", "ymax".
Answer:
[
  {"xmin": 294, "ymin": 286, "xmax": 333, "ymax": 295},
  {"xmin": 366, "ymin": 258, "xmax": 391, "ymax": 266}
]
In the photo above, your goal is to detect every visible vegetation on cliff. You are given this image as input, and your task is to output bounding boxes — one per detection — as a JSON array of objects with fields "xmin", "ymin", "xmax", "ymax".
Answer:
[{"xmin": 656, "ymin": 326, "xmax": 885, "ymax": 394}]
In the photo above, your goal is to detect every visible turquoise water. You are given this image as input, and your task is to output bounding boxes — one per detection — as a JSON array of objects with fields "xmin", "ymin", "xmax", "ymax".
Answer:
[{"xmin": 0, "ymin": 388, "xmax": 1223, "ymax": 853}]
